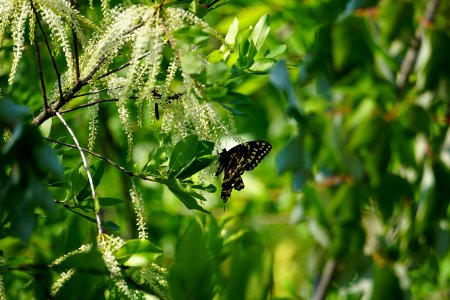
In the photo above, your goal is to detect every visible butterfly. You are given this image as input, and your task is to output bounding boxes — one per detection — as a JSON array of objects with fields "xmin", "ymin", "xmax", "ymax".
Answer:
[{"xmin": 215, "ymin": 141, "xmax": 272, "ymax": 203}]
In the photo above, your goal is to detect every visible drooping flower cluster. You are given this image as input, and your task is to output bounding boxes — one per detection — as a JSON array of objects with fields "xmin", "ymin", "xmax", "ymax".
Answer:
[
  {"xmin": 83, "ymin": 4, "xmax": 235, "ymax": 152},
  {"xmin": 0, "ymin": 0, "xmax": 95, "ymax": 86},
  {"xmin": 130, "ymin": 182, "xmax": 148, "ymax": 240},
  {"xmin": 49, "ymin": 244, "xmax": 92, "ymax": 297},
  {"xmin": 97, "ymin": 234, "xmax": 138, "ymax": 299}
]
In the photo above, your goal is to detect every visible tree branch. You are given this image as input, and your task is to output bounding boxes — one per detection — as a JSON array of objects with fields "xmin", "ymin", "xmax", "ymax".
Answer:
[
  {"xmin": 396, "ymin": 0, "xmax": 441, "ymax": 93},
  {"xmin": 60, "ymin": 98, "xmax": 118, "ymax": 114},
  {"xmin": 72, "ymin": 87, "xmax": 112, "ymax": 98},
  {"xmin": 30, "ymin": 0, "xmax": 64, "ymax": 101},
  {"xmin": 45, "ymin": 137, "xmax": 156, "ymax": 182},
  {"xmin": 70, "ymin": 0, "xmax": 80, "ymax": 81},
  {"xmin": 32, "ymin": 25, "xmax": 48, "ymax": 110},
  {"xmin": 71, "ymin": 16, "xmax": 80, "ymax": 81},
  {"xmin": 96, "ymin": 50, "xmax": 152, "ymax": 80},
  {"xmin": 55, "ymin": 112, "xmax": 103, "ymax": 235},
  {"xmin": 31, "ymin": 21, "xmax": 146, "ymax": 127}
]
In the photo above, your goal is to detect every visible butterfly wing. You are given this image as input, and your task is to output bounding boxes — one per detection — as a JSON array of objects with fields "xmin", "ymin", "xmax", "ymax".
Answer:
[
  {"xmin": 220, "ymin": 148, "xmax": 246, "ymax": 202},
  {"xmin": 216, "ymin": 141, "xmax": 272, "ymax": 203},
  {"xmin": 242, "ymin": 141, "xmax": 272, "ymax": 171},
  {"xmin": 220, "ymin": 176, "xmax": 244, "ymax": 202},
  {"xmin": 215, "ymin": 148, "xmax": 230, "ymax": 176}
]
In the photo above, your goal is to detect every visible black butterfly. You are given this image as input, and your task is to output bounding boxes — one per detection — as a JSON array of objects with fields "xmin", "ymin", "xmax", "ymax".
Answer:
[{"xmin": 215, "ymin": 141, "xmax": 272, "ymax": 203}]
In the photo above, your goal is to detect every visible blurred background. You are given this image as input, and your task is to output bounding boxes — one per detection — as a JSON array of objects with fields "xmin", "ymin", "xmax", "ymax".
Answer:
[{"xmin": 1, "ymin": 0, "xmax": 449, "ymax": 299}]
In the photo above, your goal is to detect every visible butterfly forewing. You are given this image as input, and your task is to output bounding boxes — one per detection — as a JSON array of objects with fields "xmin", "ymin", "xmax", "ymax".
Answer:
[
  {"xmin": 241, "ymin": 141, "xmax": 272, "ymax": 171},
  {"xmin": 216, "ymin": 140, "xmax": 272, "ymax": 203}
]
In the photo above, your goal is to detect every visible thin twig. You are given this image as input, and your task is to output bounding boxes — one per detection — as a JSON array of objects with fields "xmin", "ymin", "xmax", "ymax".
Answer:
[
  {"xmin": 313, "ymin": 258, "xmax": 337, "ymax": 300},
  {"xmin": 45, "ymin": 137, "xmax": 155, "ymax": 182},
  {"xmin": 30, "ymin": 0, "xmax": 64, "ymax": 101},
  {"xmin": 70, "ymin": 0, "xmax": 80, "ymax": 81},
  {"xmin": 55, "ymin": 112, "xmax": 103, "ymax": 235},
  {"xmin": 159, "ymin": 17, "xmax": 176, "ymax": 50},
  {"xmin": 396, "ymin": 0, "xmax": 441, "ymax": 93},
  {"xmin": 73, "ymin": 87, "xmax": 114, "ymax": 98},
  {"xmin": 96, "ymin": 50, "xmax": 152, "ymax": 80},
  {"xmin": 32, "ymin": 25, "xmax": 48, "ymax": 110},
  {"xmin": 60, "ymin": 98, "xmax": 118, "ymax": 114}
]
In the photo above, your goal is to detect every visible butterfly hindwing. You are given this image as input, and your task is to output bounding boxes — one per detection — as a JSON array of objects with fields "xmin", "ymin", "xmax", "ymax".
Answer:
[{"xmin": 216, "ymin": 140, "xmax": 271, "ymax": 203}]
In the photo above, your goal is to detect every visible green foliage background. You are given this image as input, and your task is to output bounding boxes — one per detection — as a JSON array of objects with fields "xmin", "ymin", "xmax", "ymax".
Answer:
[{"xmin": 1, "ymin": 0, "xmax": 450, "ymax": 299}]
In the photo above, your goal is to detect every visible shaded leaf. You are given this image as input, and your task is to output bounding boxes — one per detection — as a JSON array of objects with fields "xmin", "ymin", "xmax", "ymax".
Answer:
[{"xmin": 169, "ymin": 135, "xmax": 199, "ymax": 172}]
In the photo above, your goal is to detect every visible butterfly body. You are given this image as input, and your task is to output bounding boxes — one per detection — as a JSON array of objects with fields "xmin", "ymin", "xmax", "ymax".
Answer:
[{"xmin": 215, "ymin": 141, "xmax": 272, "ymax": 203}]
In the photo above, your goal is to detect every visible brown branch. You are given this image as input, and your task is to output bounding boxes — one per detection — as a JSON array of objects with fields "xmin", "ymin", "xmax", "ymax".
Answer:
[
  {"xmin": 159, "ymin": 18, "xmax": 176, "ymax": 50},
  {"xmin": 45, "ymin": 137, "xmax": 155, "ymax": 182},
  {"xmin": 96, "ymin": 51, "xmax": 152, "ymax": 80},
  {"xmin": 32, "ymin": 55, "xmax": 116, "ymax": 126},
  {"xmin": 72, "ymin": 87, "xmax": 112, "ymax": 98},
  {"xmin": 60, "ymin": 98, "xmax": 118, "ymax": 114},
  {"xmin": 396, "ymin": 0, "xmax": 441, "ymax": 93},
  {"xmin": 31, "ymin": 20, "xmax": 147, "ymax": 127},
  {"xmin": 30, "ymin": 0, "xmax": 63, "ymax": 101},
  {"xmin": 69, "ymin": 0, "xmax": 80, "ymax": 81},
  {"xmin": 32, "ymin": 25, "xmax": 48, "ymax": 110}
]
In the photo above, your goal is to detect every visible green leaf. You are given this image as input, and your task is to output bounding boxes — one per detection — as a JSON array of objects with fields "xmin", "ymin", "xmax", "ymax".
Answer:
[
  {"xmin": 0, "ymin": 99, "xmax": 29, "ymax": 125},
  {"xmin": 249, "ymin": 57, "xmax": 276, "ymax": 72},
  {"xmin": 101, "ymin": 221, "xmax": 120, "ymax": 232},
  {"xmin": 401, "ymin": 104, "xmax": 430, "ymax": 134},
  {"xmin": 169, "ymin": 220, "xmax": 214, "ymax": 300},
  {"xmin": 251, "ymin": 14, "xmax": 270, "ymax": 51},
  {"xmin": 173, "ymin": 139, "xmax": 215, "ymax": 179},
  {"xmin": 238, "ymin": 29, "xmax": 253, "ymax": 68},
  {"xmin": 33, "ymin": 144, "xmax": 64, "ymax": 180},
  {"xmin": 195, "ymin": 140, "xmax": 215, "ymax": 156},
  {"xmin": 276, "ymin": 134, "xmax": 311, "ymax": 190},
  {"xmin": 115, "ymin": 239, "xmax": 162, "ymax": 267},
  {"xmin": 1, "ymin": 122, "xmax": 24, "ymax": 154},
  {"xmin": 98, "ymin": 197, "xmax": 123, "ymax": 206},
  {"xmin": 142, "ymin": 134, "xmax": 171, "ymax": 173},
  {"xmin": 225, "ymin": 17, "xmax": 239, "ymax": 46},
  {"xmin": 39, "ymin": 118, "xmax": 52, "ymax": 138},
  {"xmin": 62, "ymin": 206, "xmax": 120, "ymax": 231},
  {"xmin": 192, "ymin": 183, "xmax": 217, "ymax": 193},
  {"xmin": 180, "ymin": 52, "xmax": 204, "ymax": 74},
  {"xmin": 77, "ymin": 161, "xmax": 104, "ymax": 201},
  {"xmin": 372, "ymin": 266, "xmax": 403, "ymax": 299},
  {"xmin": 169, "ymin": 135, "xmax": 199, "ymax": 172},
  {"xmin": 176, "ymin": 154, "xmax": 216, "ymax": 179},
  {"xmin": 163, "ymin": 178, "xmax": 210, "ymax": 213},
  {"xmin": 205, "ymin": 62, "xmax": 229, "ymax": 84},
  {"xmin": 270, "ymin": 60, "xmax": 303, "ymax": 117},
  {"xmin": 376, "ymin": 174, "xmax": 413, "ymax": 220},
  {"xmin": 264, "ymin": 44, "xmax": 287, "ymax": 58},
  {"xmin": 207, "ymin": 49, "xmax": 225, "ymax": 63},
  {"xmin": 205, "ymin": 85, "xmax": 228, "ymax": 99}
]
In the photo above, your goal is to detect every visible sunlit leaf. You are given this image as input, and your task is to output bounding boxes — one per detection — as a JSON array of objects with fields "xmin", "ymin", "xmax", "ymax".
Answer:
[{"xmin": 115, "ymin": 239, "xmax": 162, "ymax": 266}]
